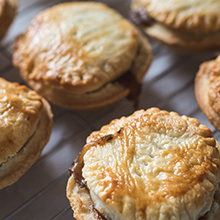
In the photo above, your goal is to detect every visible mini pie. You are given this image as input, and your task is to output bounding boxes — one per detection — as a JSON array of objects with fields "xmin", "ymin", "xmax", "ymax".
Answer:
[
  {"xmin": 13, "ymin": 2, "xmax": 152, "ymax": 109},
  {"xmin": 66, "ymin": 108, "xmax": 220, "ymax": 220},
  {"xmin": 131, "ymin": 0, "xmax": 220, "ymax": 53},
  {"xmin": 0, "ymin": 77, "xmax": 53, "ymax": 189},
  {"xmin": 195, "ymin": 55, "xmax": 220, "ymax": 133},
  {"xmin": 0, "ymin": 0, "xmax": 17, "ymax": 41}
]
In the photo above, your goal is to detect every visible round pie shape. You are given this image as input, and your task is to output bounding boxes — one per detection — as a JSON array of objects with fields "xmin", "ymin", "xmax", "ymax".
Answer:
[
  {"xmin": 13, "ymin": 2, "xmax": 152, "ymax": 109},
  {"xmin": 67, "ymin": 108, "xmax": 220, "ymax": 220},
  {"xmin": 0, "ymin": 0, "xmax": 17, "ymax": 41},
  {"xmin": 0, "ymin": 77, "xmax": 53, "ymax": 189},
  {"xmin": 131, "ymin": 0, "xmax": 220, "ymax": 53}
]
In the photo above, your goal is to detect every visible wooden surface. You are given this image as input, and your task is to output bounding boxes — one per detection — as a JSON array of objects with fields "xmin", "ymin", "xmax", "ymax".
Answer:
[{"xmin": 0, "ymin": 0, "xmax": 218, "ymax": 219}]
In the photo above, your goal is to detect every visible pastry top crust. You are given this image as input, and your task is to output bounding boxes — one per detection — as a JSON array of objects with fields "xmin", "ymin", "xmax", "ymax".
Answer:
[
  {"xmin": 13, "ymin": 2, "xmax": 139, "ymax": 94},
  {"xmin": 208, "ymin": 55, "xmax": 220, "ymax": 114},
  {"xmin": 83, "ymin": 108, "xmax": 220, "ymax": 220},
  {"xmin": 132, "ymin": 0, "xmax": 220, "ymax": 33},
  {"xmin": 0, "ymin": 77, "xmax": 43, "ymax": 165}
]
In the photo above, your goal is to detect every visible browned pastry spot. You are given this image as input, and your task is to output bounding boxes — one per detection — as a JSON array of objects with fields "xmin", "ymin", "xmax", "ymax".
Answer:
[{"xmin": 129, "ymin": 8, "xmax": 155, "ymax": 27}]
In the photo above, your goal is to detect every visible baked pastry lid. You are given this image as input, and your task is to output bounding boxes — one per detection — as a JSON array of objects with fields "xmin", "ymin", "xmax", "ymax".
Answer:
[
  {"xmin": 13, "ymin": 2, "xmax": 140, "ymax": 94},
  {"xmin": 0, "ymin": 78, "xmax": 43, "ymax": 164},
  {"xmin": 132, "ymin": 0, "xmax": 220, "ymax": 33},
  {"xmin": 72, "ymin": 108, "xmax": 220, "ymax": 220}
]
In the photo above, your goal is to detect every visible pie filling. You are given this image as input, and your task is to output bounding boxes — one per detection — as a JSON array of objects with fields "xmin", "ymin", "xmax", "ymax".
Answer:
[
  {"xmin": 115, "ymin": 68, "xmax": 141, "ymax": 109},
  {"xmin": 84, "ymin": 44, "xmax": 142, "ymax": 109},
  {"xmin": 69, "ymin": 147, "xmax": 106, "ymax": 219},
  {"xmin": 69, "ymin": 132, "xmax": 123, "ymax": 220},
  {"xmin": 130, "ymin": 8, "xmax": 155, "ymax": 27}
]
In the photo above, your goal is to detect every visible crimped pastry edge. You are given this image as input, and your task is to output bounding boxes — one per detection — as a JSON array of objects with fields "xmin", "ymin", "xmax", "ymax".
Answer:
[{"xmin": 195, "ymin": 59, "xmax": 220, "ymax": 132}]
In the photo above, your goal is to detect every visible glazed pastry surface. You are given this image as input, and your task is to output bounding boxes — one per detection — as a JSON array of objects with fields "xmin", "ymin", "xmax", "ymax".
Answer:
[
  {"xmin": 13, "ymin": 2, "xmax": 152, "ymax": 109},
  {"xmin": 67, "ymin": 108, "xmax": 220, "ymax": 220},
  {"xmin": 0, "ymin": 77, "xmax": 53, "ymax": 189},
  {"xmin": 0, "ymin": 77, "xmax": 42, "ymax": 164},
  {"xmin": 14, "ymin": 2, "xmax": 139, "ymax": 93}
]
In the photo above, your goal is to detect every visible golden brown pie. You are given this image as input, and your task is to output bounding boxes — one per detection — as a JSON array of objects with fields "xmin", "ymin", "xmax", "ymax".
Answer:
[
  {"xmin": 13, "ymin": 2, "xmax": 152, "ymax": 109},
  {"xmin": 131, "ymin": 0, "xmax": 220, "ymax": 53},
  {"xmin": 0, "ymin": 0, "xmax": 17, "ymax": 41},
  {"xmin": 66, "ymin": 108, "xmax": 220, "ymax": 220},
  {"xmin": 195, "ymin": 55, "xmax": 220, "ymax": 133},
  {"xmin": 0, "ymin": 77, "xmax": 53, "ymax": 189}
]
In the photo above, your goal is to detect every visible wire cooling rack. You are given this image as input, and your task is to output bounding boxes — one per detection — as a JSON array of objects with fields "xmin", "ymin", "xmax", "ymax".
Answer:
[{"xmin": 0, "ymin": 0, "xmax": 218, "ymax": 219}]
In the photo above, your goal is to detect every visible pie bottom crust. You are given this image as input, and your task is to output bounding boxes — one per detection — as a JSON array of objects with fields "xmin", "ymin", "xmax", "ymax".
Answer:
[{"xmin": 144, "ymin": 23, "xmax": 220, "ymax": 53}]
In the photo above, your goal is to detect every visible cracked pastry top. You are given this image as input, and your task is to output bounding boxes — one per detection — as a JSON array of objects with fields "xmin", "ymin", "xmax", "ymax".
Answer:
[
  {"xmin": 195, "ymin": 55, "xmax": 220, "ymax": 133},
  {"xmin": 0, "ymin": 0, "xmax": 17, "ymax": 41},
  {"xmin": 0, "ymin": 77, "xmax": 53, "ymax": 189},
  {"xmin": 131, "ymin": 0, "xmax": 220, "ymax": 53},
  {"xmin": 66, "ymin": 108, "xmax": 220, "ymax": 220},
  {"xmin": 13, "ymin": 1, "xmax": 152, "ymax": 109}
]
